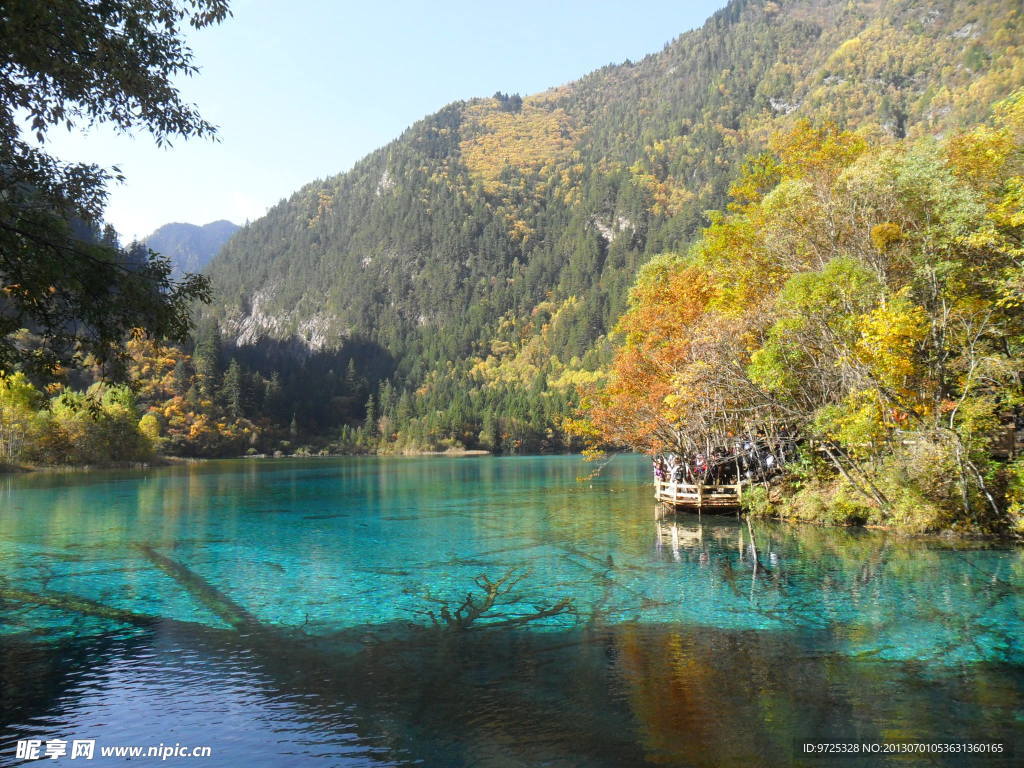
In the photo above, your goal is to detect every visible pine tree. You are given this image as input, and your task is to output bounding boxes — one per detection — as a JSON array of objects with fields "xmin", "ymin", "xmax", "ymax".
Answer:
[
  {"xmin": 193, "ymin": 326, "xmax": 222, "ymax": 400},
  {"xmin": 222, "ymin": 359, "xmax": 243, "ymax": 418},
  {"xmin": 171, "ymin": 358, "xmax": 192, "ymax": 397},
  {"xmin": 395, "ymin": 390, "xmax": 412, "ymax": 426},
  {"xmin": 364, "ymin": 393, "xmax": 378, "ymax": 434},
  {"xmin": 264, "ymin": 371, "xmax": 284, "ymax": 422}
]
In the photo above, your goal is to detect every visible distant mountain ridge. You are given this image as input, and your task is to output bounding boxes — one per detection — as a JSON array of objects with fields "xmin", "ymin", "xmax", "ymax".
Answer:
[{"xmin": 144, "ymin": 220, "xmax": 239, "ymax": 279}]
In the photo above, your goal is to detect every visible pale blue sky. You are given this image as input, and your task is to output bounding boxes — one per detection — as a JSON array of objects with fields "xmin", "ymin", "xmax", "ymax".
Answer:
[{"xmin": 43, "ymin": 0, "xmax": 728, "ymax": 241}]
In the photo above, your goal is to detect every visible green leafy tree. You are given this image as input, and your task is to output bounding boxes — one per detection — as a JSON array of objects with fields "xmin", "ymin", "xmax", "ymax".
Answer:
[
  {"xmin": 0, "ymin": 371, "xmax": 42, "ymax": 460},
  {"xmin": 0, "ymin": 0, "xmax": 229, "ymax": 376}
]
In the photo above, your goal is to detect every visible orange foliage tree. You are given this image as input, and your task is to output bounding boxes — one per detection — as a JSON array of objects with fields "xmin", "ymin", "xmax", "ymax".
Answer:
[{"xmin": 578, "ymin": 94, "xmax": 1024, "ymax": 532}]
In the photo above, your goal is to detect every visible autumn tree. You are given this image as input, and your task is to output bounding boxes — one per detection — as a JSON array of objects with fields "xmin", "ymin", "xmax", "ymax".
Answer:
[{"xmin": 582, "ymin": 97, "xmax": 1024, "ymax": 535}]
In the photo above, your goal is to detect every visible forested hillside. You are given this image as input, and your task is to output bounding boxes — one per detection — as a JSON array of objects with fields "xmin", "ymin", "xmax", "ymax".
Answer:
[
  {"xmin": 144, "ymin": 220, "xmax": 239, "ymax": 279},
  {"xmin": 197, "ymin": 0, "xmax": 1023, "ymax": 454}
]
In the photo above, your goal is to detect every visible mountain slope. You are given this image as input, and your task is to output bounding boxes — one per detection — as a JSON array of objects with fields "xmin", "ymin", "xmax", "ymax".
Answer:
[
  {"xmin": 145, "ymin": 220, "xmax": 239, "ymax": 279},
  {"xmin": 204, "ymin": 0, "xmax": 1024, "ymax": 449}
]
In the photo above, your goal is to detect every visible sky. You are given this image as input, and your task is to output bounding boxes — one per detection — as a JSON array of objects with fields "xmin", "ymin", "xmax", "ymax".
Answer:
[{"xmin": 41, "ymin": 0, "xmax": 728, "ymax": 242}]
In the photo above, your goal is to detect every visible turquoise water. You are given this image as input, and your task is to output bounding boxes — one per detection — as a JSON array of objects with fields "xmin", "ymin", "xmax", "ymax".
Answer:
[{"xmin": 0, "ymin": 455, "xmax": 1021, "ymax": 766}]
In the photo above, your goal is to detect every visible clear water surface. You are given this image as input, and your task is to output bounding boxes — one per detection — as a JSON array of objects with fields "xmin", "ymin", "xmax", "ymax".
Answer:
[{"xmin": 0, "ymin": 455, "xmax": 1021, "ymax": 766}]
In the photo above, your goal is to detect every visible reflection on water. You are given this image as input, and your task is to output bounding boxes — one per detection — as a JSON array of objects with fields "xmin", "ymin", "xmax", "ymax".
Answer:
[{"xmin": 0, "ymin": 456, "xmax": 1021, "ymax": 766}]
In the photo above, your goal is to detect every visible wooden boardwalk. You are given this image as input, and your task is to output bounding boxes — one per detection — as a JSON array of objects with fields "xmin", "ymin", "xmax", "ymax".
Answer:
[{"xmin": 654, "ymin": 479, "xmax": 747, "ymax": 510}]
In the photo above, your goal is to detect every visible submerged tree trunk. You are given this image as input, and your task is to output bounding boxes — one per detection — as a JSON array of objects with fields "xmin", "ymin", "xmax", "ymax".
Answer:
[{"xmin": 135, "ymin": 544, "xmax": 261, "ymax": 632}]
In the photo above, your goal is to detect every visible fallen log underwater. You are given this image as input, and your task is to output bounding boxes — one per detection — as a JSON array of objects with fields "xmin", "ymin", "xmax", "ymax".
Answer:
[
  {"xmin": 0, "ymin": 584, "xmax": 162, "ymax": 628},
  {"xmin": 134, "ymin": 544, "xmax": 262, "ymax": 632}
]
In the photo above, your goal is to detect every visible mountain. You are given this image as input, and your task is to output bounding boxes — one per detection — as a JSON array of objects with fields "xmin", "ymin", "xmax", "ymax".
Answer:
[
  {"xmin": 145, "ymin": 220, "xmax": 239, "ymax": 279},
  {"xmin": 202, "ymin": 0, "xmax": 1024, "ymax": 451}
]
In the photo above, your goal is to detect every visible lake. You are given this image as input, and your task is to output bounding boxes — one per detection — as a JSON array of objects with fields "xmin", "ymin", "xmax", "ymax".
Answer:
[{"xmin": 0, "ymin": 455, "xmax": 1021, "ymax": 766}]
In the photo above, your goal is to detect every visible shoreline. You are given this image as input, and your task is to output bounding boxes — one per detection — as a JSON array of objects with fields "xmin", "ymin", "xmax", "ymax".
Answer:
[
  {"xmin": 0, "ymin": 449, "xmax": 495, "ymax": 475},
  {"xmin": 0, "ymin": 458, "xmax": 179, "ymax": 474}
]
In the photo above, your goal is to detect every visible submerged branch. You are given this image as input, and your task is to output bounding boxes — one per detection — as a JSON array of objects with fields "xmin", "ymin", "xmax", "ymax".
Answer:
[
  {"xmin": 418, "ymin": 569, "xmax": 575, "ymax": 631},
  {"xmin": 479, "ymin": 598, "xmax": 576, "ymax": 630},
  {"xmin": 0, "ymin": 584, "xmax": 160, "ymax": 628}
]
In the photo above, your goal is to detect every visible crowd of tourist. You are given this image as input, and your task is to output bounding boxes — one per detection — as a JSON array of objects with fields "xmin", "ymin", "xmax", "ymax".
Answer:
[{"xmin": 652, "ymin": 437, "xmax": 793, "ymax": 486}]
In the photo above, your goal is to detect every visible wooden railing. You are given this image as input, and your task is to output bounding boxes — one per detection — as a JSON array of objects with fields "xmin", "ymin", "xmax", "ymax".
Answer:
[{"xmin": 654, "ymin": 479, "xmax": 745, "ymax": 508}]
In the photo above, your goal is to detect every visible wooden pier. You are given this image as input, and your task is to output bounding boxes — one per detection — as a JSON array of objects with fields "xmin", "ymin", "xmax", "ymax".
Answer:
[{"xmin": 654, "ymin": 479, "xmax": 746, "ymax": 510}]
